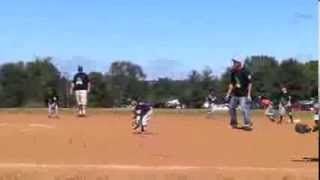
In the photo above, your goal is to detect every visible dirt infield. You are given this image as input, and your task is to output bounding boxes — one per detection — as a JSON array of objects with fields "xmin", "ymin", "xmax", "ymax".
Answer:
[{"xmin": 0, "ymin": 109, "xmax": 318, "ymax": 180}]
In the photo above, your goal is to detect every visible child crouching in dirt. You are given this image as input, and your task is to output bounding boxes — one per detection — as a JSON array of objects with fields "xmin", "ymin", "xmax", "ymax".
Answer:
[
  {"xmin": 206, "ymin": 89, "xmax": 217, "ymax": 117},
  {"xmin": 265, "ymin": 102, "xmax": 277, "ymax": 122},
  {"xmin": 47, "ymin": 95, "xmax": 59, "ymax": 118},
  {"xmin": 45, "ymin": 88, "xmax": 59, "ymax": 118},
  {"xmin": 294, "ymin": 103, "xmax": 319, "ymax": 134},
  {"xmin": 260, "ymin": 96, "xmax": 277, "ymax": 122},
  {"xmin": 131, "ymin": 100, "xmax": 153, "ymax": 133}
]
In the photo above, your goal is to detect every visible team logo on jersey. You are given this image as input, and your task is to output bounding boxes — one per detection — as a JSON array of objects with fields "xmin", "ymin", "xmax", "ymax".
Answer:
[
  {"xmin": 235, "ymin": 77, "xmax": 241, "ymax": 88},
  {"xmin": 76, "ymin": 77, "xmax": 83, "ymax": 85}
]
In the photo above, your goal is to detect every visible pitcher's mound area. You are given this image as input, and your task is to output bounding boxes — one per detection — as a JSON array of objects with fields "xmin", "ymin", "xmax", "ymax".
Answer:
[{"xmin": 0, "ymin": 110, "xmax": 318, "ymax": 180}]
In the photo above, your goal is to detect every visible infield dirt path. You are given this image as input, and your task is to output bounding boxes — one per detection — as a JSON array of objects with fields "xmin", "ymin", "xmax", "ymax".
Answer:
[{"xmin": 0, "ymin": 110, "xmax": 318, "ymax": 180}]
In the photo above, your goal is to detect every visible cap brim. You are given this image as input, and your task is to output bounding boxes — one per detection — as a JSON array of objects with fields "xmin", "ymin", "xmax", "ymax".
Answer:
[{"xmin": 232, "ymin": 59, "xmax": 241, "ymax": 63}]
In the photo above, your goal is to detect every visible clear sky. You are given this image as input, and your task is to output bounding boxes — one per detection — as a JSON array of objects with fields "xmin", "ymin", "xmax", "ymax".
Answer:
[{"xmin": 0, "ymin": 0, "xmax": 318, "ymax": 79}]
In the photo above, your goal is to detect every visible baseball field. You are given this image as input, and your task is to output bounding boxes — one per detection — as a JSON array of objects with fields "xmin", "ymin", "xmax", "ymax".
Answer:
[{"xmin": 0, "ymin": 109, "xmax": 318, "ymax": 180}]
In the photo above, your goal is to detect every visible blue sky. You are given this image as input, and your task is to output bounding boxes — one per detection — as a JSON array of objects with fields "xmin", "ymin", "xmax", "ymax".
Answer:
[{"xmin": 0, "ymin": 0, "xmax": 318, "ymax": 79}]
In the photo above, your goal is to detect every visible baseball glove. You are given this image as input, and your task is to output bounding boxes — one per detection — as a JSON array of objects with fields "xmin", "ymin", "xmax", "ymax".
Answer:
[{"xmin": 294, "ymin": 123, "xmax": 312, "ymax": 134}]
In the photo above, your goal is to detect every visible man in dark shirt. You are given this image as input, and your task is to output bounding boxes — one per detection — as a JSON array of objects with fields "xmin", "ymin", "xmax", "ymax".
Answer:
[
  {"xmin": 225, "ymin": 57, "xmax": 253, "ymax": 131},
  {"xmin": 132, "ymin": 100, "xmax": 153, "ymax": 133},
  {"xmin": 278, "ymin": 87, "xmax": 294, "ymax": 124},
  {"xmin": 70, "ymin": 66, "xmax": 91, "ymax": 117}
]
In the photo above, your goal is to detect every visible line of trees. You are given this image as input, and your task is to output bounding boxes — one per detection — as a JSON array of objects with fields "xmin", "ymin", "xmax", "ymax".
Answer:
[{"xmin": 0, "ymin": 56, "xmax": 317, "ymax": 108}]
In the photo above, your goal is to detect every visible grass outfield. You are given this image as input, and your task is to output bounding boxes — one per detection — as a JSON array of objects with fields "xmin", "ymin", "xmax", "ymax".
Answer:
[{"xmin": 0, "ymin": 108, "xmax": 315, "ymax": 121}]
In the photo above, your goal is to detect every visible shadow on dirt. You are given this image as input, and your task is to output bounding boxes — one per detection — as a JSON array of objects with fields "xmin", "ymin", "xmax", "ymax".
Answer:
[
  {"xmin": 231, "ymin": 126, "xmax": 253, "ymax": 132},
  {"xmin": 292, "ymin": 157, "xmax": 319, "ymax": 163},
  {"xmin": 132, "ymin": 131, "xmax": 156, "ymax": 136}
]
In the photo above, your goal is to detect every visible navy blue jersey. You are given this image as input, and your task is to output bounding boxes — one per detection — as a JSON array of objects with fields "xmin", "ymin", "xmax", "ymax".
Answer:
[
  {"xmin": 207, "ymin": 94, "xmax": 216, "ymax": 104},
  {"xmin": 134, "ymin": 103, "xmax": 152, "ymax": 116},
  {"xmin": 73, "ymin": 72, "xmax": 89, "ymax": 90},
  {"xmin": 48, "ymin": 95, "xmax": 58, "ymax": 105}
]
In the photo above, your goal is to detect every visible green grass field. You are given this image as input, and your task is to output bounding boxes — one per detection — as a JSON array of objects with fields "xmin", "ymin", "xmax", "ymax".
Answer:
[{"xmin": 0, "ymin": 108, "xmax": 315, "ymax": 121}]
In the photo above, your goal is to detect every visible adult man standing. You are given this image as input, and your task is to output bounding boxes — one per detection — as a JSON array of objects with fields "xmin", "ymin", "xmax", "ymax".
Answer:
[
  {"xmin": 70, "ymin": 66, "xmax": 91, "ymax": 117},
  {"xmin": 225, "ymin": 57, "xmax": 253, "ymax": 131}
]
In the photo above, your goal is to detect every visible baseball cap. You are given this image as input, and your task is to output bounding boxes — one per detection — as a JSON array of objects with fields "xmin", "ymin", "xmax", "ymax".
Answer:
[
  {"xmin": 231, "ymin": 56, "xmax": 244, "ymax": 64},
  {"xmin": 78, "ymin": 66, "xmax": 83, "ymax": 72}
]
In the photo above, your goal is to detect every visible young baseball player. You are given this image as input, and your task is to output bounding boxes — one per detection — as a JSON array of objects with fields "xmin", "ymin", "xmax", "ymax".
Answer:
[
  {"xmin": 70, "ymin": 66, "xmax": 91, "ymax": 117},
  {"xmin": 206, "ymin": 89, "xmax": 217, "ymax": 116},
  {"xmin": 264, "ymin": 101, "xmax": 277, "ymax": 122},
  {"xmin": 259, "ymin": 96, "xmax": 277, "ymax": 122},
  {"xmin": 131, "ymin": 100, "xmax": 153, "ymax": 133},
  {"xmin": 47, "ymin": 95, "xmax": 59, "ymax": 118},
  {"xmin": 312, "ymin": 102, "xmax": 319, "ymax": 132},
  {"xmin": 294, "ymin": 103, "xmax": 319, "ymax": 134},
  {"xmin": 278, "ymin": 87, "xmax": 294, "ymax": 124}
]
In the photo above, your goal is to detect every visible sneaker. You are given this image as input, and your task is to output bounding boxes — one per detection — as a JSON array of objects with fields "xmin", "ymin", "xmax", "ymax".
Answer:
[
  {"xmin": 242, "ymin": 125, "xmax": 253, "ymax": 131},
  {"xmin": 312, "ymin": 126, "xmax": 319, "ymax": 132},
  {"xmin": 230, "ymin": 124, "xmax": 238, "ymax": 129},
  {"xmin": 133, "ymin": 123, "xmax": 140, "ymax": 130},
  {"xmin": 270, "ymin": 118, "xmax": 276, "ymax": 122}
]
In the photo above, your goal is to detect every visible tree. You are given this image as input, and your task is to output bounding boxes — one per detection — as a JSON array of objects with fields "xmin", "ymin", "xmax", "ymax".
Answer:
[
  {"xmin": 0, "ymin": 55, "xmax": 316, "ymax": 108},
  {"xmin": 58, "ymin": 74, "xmax": 71, "ymax": 108},
  {"xmin": 88, "ymin": 72, "xmax": 110, "ymax": 107},
  {"xmin": 0, "ymin": 62, "xmax": 28, "ymax": 107},
  {"xmin": 25, "ymin": 57, "xmax": 61, "ymax": 106},
  {"xmin": 186, "ymin": 68, "xmax": 217, "ymax": 108},
  {"xmin": 244, "ymin": 56, "xmax": 279, "ymax": 99},
  {"xmin": 108, "ymin": 61, "xmax": 146, "ymax": 106},
  {"xmin": 150, "ymin": 78, "xmax": 176, "ymax": 102},
  {"xmin": 219, "ymin": 67, "xmax": 232, "ymax": 98},
  {"xmin": 304, "ymin": 60, "xmax": 318, "ymax": 98},
  {"xmin": 278, "ymin": 59, "xmax": 307, "ymax": 100}
]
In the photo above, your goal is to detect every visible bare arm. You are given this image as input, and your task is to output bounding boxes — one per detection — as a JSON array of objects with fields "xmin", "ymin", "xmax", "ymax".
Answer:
[
  {"xmin": 287, "ymin": 96, "xmax": 292, "ymax": 106},
  {"xmin": 70, "ymin": 83, "xmax": 74, "ymax": 95},
  {"xmin": 87, "ymin": 82, "xmax": 91, "ymax": 93},
  {"xmin": 247, "ymin": 83, "xmax": 252, "ymax": 97},
  {"xmin": 226, "ymin": 84, "xmax": 233, "ymax": 97}
]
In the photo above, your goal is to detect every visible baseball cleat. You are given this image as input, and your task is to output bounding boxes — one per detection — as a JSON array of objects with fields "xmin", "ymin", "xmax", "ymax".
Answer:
[
  {"xmin": 242, "ymin": 126, "xmax": 253, "ymax": 131},
  {"xmin": 133, "ymin": 123, "xmax": 140, "ymax": 130},
  {"xmin": 312, "ymin": 126, "xmax": 319, "ymax": 132},
  {"xmin": 230, "ymin": 124, "xmax": 238, "ymax": 129}
]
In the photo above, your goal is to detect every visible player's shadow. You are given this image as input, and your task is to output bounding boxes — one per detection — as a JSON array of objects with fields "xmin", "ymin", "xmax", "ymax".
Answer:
[
  {"xmin": 132, "ymin": 131, "xmax": 156, "ymax": 136},
  {"xmin": 232, "ymin": 126, "xmax": 253, "ymax": 132},
  {"xmin": 292, "ymin": 157, "xmax": 319, "ymax": 163}
]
